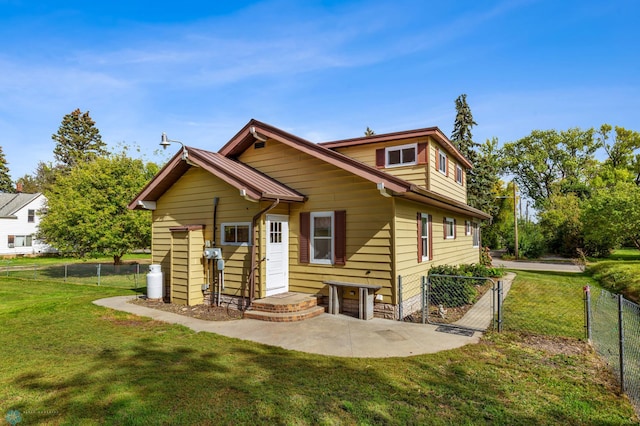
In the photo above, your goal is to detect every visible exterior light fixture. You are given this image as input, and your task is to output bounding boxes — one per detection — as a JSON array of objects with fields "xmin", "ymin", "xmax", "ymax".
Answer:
[{"xmin": 160, "ymin": 132, "xmax": 188, "ymax": 160}]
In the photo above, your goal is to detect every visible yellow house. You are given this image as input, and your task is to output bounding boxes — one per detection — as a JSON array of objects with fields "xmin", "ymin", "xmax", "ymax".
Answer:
[{"xmin": 129, "ymin": 119, "xmax": 490, "ymax": 320}]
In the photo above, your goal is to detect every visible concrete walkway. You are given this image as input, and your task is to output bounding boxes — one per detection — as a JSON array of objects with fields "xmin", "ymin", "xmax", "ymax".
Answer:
[
  {"xmin": 93, "ymin": 273, "xmax": 515, "ymax": 358},
  {"xmin": 494, "ymin": 258, "xmax": 583, "ymax": 273}
]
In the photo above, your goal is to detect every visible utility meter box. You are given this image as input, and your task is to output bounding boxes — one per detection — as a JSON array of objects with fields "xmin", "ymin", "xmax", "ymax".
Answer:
[{"xmin": 204, "ymin": 247, "xmax": 222, "ymax": 260}]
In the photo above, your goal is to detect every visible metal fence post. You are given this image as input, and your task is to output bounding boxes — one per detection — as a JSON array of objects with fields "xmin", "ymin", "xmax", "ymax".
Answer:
[
  {"xmin": 421, "ymin": 276, "xmax": 427, "ymax": 324},
  {"xmin": 618, "ymin": 294, "xmax": 625, "ymax": 393},
  {"xmin": 497, "ymin": 280, "xmax": 503, "ymax": 332},
  {"xmin": 584, "ymin": 285, "xmax": 592, "ymax": 342},
  {"xmin": 398, "ymin": 275, "xmax": 403, "ymax": 321},
  {"xmin": 64, "ymin": 264, "xmax": 68, "ymax": 283},
  {"xmin": 97, "ymin": 264, "xmax": 101, "ymax": 286}
]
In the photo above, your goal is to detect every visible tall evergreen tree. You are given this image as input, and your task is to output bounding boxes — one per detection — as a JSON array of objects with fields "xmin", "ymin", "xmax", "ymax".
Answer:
[
  {"xmin": 451, "ymin": 94, "xmax": 479, "ymax": 159},
  {"xmin": 364, "ymin": 127, "xmax": 375, "ymax": 136},
  {"xmin": 52, "ymin": 109, "xmax": 108, "ymax": 169},
  {"xmin": 0, "ymin": 146, "xmax": 13, "ymax": 192},
  {"xmin": 450, "ymin": 94, "xmax": 499, "ymax": 216}
]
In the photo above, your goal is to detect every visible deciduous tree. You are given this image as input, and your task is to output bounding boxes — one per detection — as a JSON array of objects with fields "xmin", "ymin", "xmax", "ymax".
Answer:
[{"xmin": 38, "ymin": 150, "xmax": 158, "ymax": 264}]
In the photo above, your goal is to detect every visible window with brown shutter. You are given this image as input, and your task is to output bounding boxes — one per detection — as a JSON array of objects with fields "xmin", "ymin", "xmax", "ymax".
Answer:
[{"xmin": 418, "ymin": 213, "xmax": 431, "ymax": 262}]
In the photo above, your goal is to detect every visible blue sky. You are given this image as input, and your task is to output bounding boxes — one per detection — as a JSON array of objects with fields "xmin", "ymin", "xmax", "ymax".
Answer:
[{"xmin": 1, "ymin": 0, "xmax": 638, "ymax": 181}]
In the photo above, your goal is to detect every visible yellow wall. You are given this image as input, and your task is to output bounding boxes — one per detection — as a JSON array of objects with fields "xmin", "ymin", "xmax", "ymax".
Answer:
[
  {"xmin": 331, "ymin": 137, "xmax": 467, "ymax": 204},
  {"xmin": 152, "ymin": 167, "xmax": 260, "ymax": 302},
  {"xmin": 428, "ymin": 141, "xmax": 466, "ymax": 203},
  {"xmin": 393, "ymin": 198, "xmax": 479, "ymax": 300},
  {"xmin": 239, "ymin": 139, "xmax": 395, "ymax": 300}
]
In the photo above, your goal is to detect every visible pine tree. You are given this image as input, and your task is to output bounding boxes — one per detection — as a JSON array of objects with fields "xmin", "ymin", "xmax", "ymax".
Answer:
[
  {"xmin": 450, "ymin": 94, "xmax": 500, "ymax": 216},
  {"xmin": 52, "ymin": 109, "xmax": 108, "ymax": 169},
  {"xmin": 451, "ymin": 94, "xmax": 479, "ymax": 160},
  {"xmin": 364, "ymin": 127, "xmax": 376, "ymax": 136},
  {"xmin": 0, "ymin": 146, "xmax": 13, "ymax": 192}
]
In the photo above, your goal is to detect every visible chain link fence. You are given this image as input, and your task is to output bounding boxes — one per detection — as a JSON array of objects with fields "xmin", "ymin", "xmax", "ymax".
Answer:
[
  {"xmin": 398, "ymin": 273, "xmax": 501, "ymax": 332},
  {"xmin": 590, "ymin": 288, "xmax": 640, "ymax": 415},
  {"xmin": 2, "ymin": 261, "xmax": 145, "ymax": 289}
]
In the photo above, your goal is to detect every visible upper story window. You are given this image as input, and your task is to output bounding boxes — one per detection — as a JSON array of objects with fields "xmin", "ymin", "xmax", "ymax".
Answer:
[
  {"xmin": 385, "ymin": 143, "xmax": 417, "ymax": 167},
  {"xmin": 465, "ymin": 220, "xmax": 471, "ymax": 236},
  {"xmin": 438, "ymin": 150, "xmax": 448, "ymax": 175},
  {"xmin": 27, "ymin": 209, "xmax": 35, "ymax": 223},
  {"xmin": 221, "ymin": 222, "xmax": 252, "ymax": 246},
  {"xmin": 456, "ymin": 165, "xmax": 463, "ymax": 185}
]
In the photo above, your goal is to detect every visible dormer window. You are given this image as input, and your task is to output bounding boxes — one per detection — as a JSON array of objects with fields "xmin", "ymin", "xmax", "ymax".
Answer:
[{"xmin": 385, "ymin": 143, "xmax": 417, "ymax": 167}]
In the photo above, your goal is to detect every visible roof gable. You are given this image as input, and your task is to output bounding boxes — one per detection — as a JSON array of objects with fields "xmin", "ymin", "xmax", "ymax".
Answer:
[
  {"xmin": 0, "ymin": 193, "xmax": 41, "ymax": 218},
  {"xmin": 128, "ymin": 146, "xmax": 305, "ymax": 210},
  {"xmin": 319, "ymin": 127, "xmax": 473, "ymax": 169}
]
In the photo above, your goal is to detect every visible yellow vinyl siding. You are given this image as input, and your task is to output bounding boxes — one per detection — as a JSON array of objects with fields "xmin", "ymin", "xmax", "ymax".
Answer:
[
  {"xmin": 393, "ymin": 199, "xmax": 479, "ymax": 301},
  {"xmin": 332, "ymin": 137, "xmax": 429, "ymax": 188},
  {"xmin": 152, "ymin": 167, "xmax": 260, "ymax": 303},
  {"xmin": 240, "ymin": 139, "xmax": 394, "ymax": 299},
  {"xmin": 429, "ymin": 141, "xmax": 467, "ymax": 203}
]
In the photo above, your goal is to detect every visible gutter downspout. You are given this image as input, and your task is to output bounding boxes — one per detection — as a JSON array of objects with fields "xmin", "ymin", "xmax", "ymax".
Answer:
[{"xmin": 244, "ymin": 198, "xmax": 280, "ymax": 309}]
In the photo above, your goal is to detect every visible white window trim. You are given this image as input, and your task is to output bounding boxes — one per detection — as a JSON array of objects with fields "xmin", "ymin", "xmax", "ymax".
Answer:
[
  {"xmin": 421, "ymin": 213, "xmax": 430, "ymax": 261},
  {"xmin": 310, "ymin": 211, "xmax": 334, "ymax": 264},
  {"xmin": 385, "ymin": 143, "xmax": 418, "ymax": 168},
  {"xmin": 472, "ymin": 222, "xmax": 480, "ymax": 248},
  {"xmin": 438, "ymin": 150, "xmax": 448, "ymax": 175},
  {"xmin": 465, "ymin": 220, "xmax": 471, "ymax": 236},
  {"xmin": 220, "ymin": 222, "xmax": 252, "ymax": 246},
  {"xmin": 456, "ymin": 165, "xmax": 463, "ymax": 185},
  {"xmin": 445, "ymin": 217, "xmax": 455, "ymax": 239}
]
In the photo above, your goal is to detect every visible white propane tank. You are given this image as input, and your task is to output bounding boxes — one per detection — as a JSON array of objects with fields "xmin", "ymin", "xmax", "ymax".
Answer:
[{"xmin": 146, "ymin": 264, "xmax": 163, "ymax": 299}]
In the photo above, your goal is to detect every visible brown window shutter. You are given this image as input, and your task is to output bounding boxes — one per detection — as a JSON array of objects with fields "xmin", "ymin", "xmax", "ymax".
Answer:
[
  {"xmin": 446, "ymin": 157, "xmax": 450, "ymax": 177},
  {"xmin": 375, "ymin": 148, "xmax": 385, "ymax": 168},
  {"xmin": 428, "ymin": 214, "xmax": 433, "ymax": 260},
  {"xmin": 334, "ymin": 210, "xmax": 346, "ymax": 265},
  {"xmin": 417, "ymin": 143, "xmax": 427, "ymax": 165},
  {"xmin": 443, "ymin": 218, "xmax": 447, "ymax": 239},
  {"xmin": 453, "ymin": 219, "xmax": 457, "ymax": 239},
  {"xmin": 299, "ymin": 212, "xmax": 310, "ymax": 263},
  {"xmin": 417, "ymin": 212, "xmax": 423, "ymax": 263}
]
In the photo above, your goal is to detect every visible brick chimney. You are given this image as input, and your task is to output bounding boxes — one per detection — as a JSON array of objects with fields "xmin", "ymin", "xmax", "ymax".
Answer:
[{"xmin": 16, "ymin": 182, "xmax": 23, "ymax": 193}]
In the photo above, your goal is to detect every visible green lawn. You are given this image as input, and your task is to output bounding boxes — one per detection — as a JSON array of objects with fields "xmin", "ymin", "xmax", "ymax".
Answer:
[
  {"xmin": 0, "ymin": 278, "xmax": 637, "ymax": 425},
  {"xmin": 581, "ymin": 248, "xmax": 640, "ymax": 304}
]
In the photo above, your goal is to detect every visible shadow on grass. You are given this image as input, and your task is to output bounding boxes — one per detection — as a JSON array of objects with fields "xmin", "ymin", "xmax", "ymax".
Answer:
[{"xmin": 8, "ymin": 332, "xmax": 616, "ymax": 425}]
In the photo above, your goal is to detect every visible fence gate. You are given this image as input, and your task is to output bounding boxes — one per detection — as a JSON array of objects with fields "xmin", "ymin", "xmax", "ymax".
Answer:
[{"xmin": 422, "ymin": 274, "xmax": 501, "ymax": 332}]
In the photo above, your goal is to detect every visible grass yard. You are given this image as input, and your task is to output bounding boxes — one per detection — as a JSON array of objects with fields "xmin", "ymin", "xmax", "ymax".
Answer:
[
  {"xmin": 588, "ymin": 256, "xmax": 640, "ymax": 303},
  {"xmin": 1, "ymin": 278, "xmax": 638, "ymax": 425},
  {"xmin": 502, "ymin": 270, "xmax": 595, "ymax": 339}
]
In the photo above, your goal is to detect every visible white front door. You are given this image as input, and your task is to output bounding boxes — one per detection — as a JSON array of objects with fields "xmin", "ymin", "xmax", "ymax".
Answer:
[{"xmin": 265, "ymin": 214, "xmax": 289, "ymax": 296}]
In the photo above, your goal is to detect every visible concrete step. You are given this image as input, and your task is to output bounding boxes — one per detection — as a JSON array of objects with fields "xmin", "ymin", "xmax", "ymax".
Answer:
[
  {"xmin": 244, "ymin": 305, "xmax": 326, "ymax": 322},
  {"xmin": 250, "ymin": 293, "xmax": 320, "ymax": 313}
]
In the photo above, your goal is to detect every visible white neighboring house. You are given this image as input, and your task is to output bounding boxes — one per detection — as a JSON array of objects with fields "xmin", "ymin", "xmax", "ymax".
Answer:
[{"xmin": 0, "ymin": 192, "xmax": 55, "ymax": 256}]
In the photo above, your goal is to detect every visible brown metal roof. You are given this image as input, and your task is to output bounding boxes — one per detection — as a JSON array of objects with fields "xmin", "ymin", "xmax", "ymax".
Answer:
[
  {"xmin": 218, "ymin": 119, "xmax": 490, "ymax": 220},
  {"xmin": 128, "ymin": 146, "xmax": 306, "ymax": 210},
  {"xmin": 319, "ymin": 126, "xmax": 473, "ymax": 169},
  {"xmin": 129, "ymin": 119, "xmax": 489, "ymax": 219}
]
